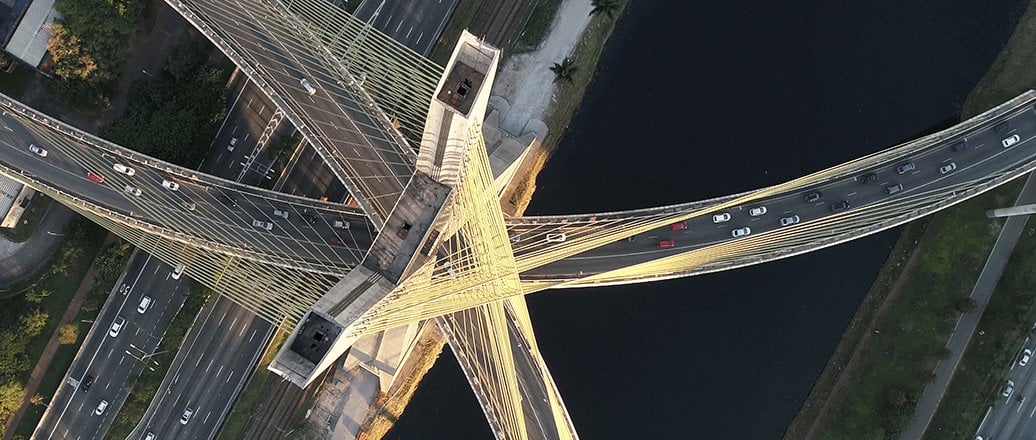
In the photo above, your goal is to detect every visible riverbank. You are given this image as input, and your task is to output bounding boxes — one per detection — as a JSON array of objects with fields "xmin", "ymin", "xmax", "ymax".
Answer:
[{"xmin": 783, "ymin": 1, "xmax": 1036, "ymax": 438}]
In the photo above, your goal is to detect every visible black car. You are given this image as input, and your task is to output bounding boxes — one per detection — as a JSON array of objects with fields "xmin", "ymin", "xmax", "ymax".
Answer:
[
  {"xmin": 951, "ymin": 139, "xmax": 968, "ymax": 152},
  {"xmin": 995, "ymin": 122, "xmax": 1012, "ymax": 134},
  {"xmin": 829, "ymin": 200, "xmax": 851, "ymax": 213},
  {"xmin": 81, "ymin": 374, "xmax": 94, "ymax": 392},
  {"xmin": 803, "ymin": 191, "xmax": 822, "ymax": 203},
  {"xmin": 860, "ymin": 173, "xmax": 878, "ymax": 183}
]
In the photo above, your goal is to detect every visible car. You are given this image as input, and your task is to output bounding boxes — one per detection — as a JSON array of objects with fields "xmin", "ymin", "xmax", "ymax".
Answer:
[
  {"xmin": 939, "ymin": 162, "xmax": 957, "ymax": 174},
  {"xmin": 124, "ymin": 185, "xmax": 142, "ymax": 196},
  {"xmin": 1003, "ymin": 134, "xmax": 1021, "ymax": 148},
  {"xmin": 182, "ymin": 202, "xmax": 196, "ymax": 211},
  {"xmin": 181, "ymin": 407, "xmax": 194, "ymax": 425},
  {"xmin": 333, "ymin": 220, "xmax": 350, "ymax": 229},
  {"xmin": 252, "ymin": 220, "xmax": 273, "ymax": 231},
  {"xmin": 859, "ymin": 172, "xmax": 878, "ymax": 183},
  {"xmin": 1021, "ymin": 348, "xmax": 1033, "ymax": 367},
  {"xmin": 145, "ymin": 433, "xmax": 155, "ymax": 440},
  {"xmin": 1003, "ymin": 380, "xmax": 1016, "ymax": 398},
  {"xmin": 895, "ymin": 162, "xmax": 916, "ymax": 174},
  {"xmin": 112, "ymin": 163, "xmax": 135, "ymax": 176},
  {"xmin": 625, "ymin": 235, "xmax": 635, "ymax": 243},
  {"xmin": 95, "ymin": 400, "xmax": 109, "ymax": 416},
  {"xmin": 951, "ymin": 139, "xmax": 968, "ymax": 152},
  {"xmin": 511, "ymin": 234, "xmax": 521, "ymax": 243},
  {"xmin": 162, "ymin": 180, "xmax": 179, "ymax": 191},
  {"xmin": 830, "ymin": 200, "xmax": 851, "ymax": 213},
  {"xmin": 227, "ymin": 137, "xmax": 238, "ymax": 152},
  {"xmin": 137, "ymin": 296, "xmax": 152, "ymax": 313},
  {"xmin": 438, "ymin": 259, "xmax": 456, "ymax": 275},
  {"xmin": 300, "ymin": 78, "xmax": 317, "ymax": 95},
  {"xmin": 670, "ymin": 221, "xmax": 688, "ymax": 231},
  {"xmin": 87, "ymin": 172, "xmax": 105, "ymax": 184},
  {"xmin": 658, "ymin": 239, "xmax": 676, "ymax": 249},
  {"xmin": 749, "ymin": 206, "xmax": 767, "ymax": 216},
  {"xmin": 803, "ymin": 191, "xmax": 822, "ymax": 203},
  {"xmin": 329, "ymin": 236, "xmax": 344, "ymax": 246},
  {"xmin": 109, "ymin": 316, "xmax": 125, "ymax": 337},
  {"xmin": 731, "ymin": 227, "xmax": 751, "ymax": 238},
  {"xmin": 545, "ymin": 233, "xmax": 566, "ymax": 242},
  {"xmin": 885, "ymin": 183, "xmax": 903, "ymax": 195},
  {"xmin": 995, "ymin": 121, "xmax": 1012, "ymax": 133},
  {"xmin": 712, "ymin": 212, "xmax": 731, "ymax": 223},
  {"xmin": 171, "ymin": 264, "xmax": 184, "ymax": 280},
  {"xmin": 118, "ymin": 284, "xmax": 129, "ymax": 295},
  {"xmin": 28, "ymin": 144, "xmax": 47, "ymax": 157},
  {"xmin": 273, "ymin": 209, "xmax": 290, "ymax": 220},
  {"xmin": 81, "ymin": 374, "xmax": 94, "ymax": 392},
  {"xmin": 779, "ymin": 215, "xmax": 800, "ymax": 226}
]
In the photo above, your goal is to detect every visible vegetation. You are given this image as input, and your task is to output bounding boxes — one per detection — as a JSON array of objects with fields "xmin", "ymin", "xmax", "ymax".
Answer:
[
  {"xmin": 513, "ymin": 1, "xmax": 564, "ymax": 55},
  {"xmin": 105, "ymin": 283, "xmax": 210, "ymax": 439},
  {"xmin": 589, "ymin": 0, "xmax": 621, "ymax": 18},
  {"xmin": 0, "ymin": 197, "xmax": 52, "ymax": 243},
  {"xmin": 218, "ymin": 327, "xmax": 284, "ymax": 439},
  {"xmin": 101, "ymin": 34, "xmax": 234, "ymax": 167},
  {"xmin": 0, "ymin": 54, "xmax": 33, "ymax": 99},
  {"xmin": 550, "ymin": 57, "xmax": 579, "ymax": 83},
  {"xmin": 428, "ymin": 0, "xmax": 484, "ymax": 66},
  {"xmin": 48, "ymin": 0, "xmax": 143, "ymax": 107}
]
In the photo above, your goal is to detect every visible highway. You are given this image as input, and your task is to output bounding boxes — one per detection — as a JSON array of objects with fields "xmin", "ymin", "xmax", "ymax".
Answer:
[
  {"xmin": 353, "ymin": 0, "xmax": 459, "ymax": 56},
  {"xmin": 516, "ymin": 103, "xmax": 1036, "ymax": 280},
  {"xmin": 34, "ymin": 254, "xmax": 189, "ymax": 439},
  {"xmin": 978, "ymin": 341, "xmax": 1036, "ymax": 439}
]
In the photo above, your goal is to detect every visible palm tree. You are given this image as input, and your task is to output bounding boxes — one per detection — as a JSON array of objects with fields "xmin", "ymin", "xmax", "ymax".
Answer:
[
  {"xmin": 550, "ymin": 57, "xmax": 579, "ymax": 83},
  {"xmin": 589, "ymin": 0, "xmax": 620, "ymax": 19}
]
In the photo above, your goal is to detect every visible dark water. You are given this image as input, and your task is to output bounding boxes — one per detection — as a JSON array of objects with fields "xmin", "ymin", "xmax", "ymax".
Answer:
[{"xmin": 387, "ymin": 1, "xmax": 1026, "ymax": 439}]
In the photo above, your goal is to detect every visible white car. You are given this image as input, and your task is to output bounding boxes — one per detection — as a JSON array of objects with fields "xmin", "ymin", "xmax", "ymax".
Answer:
[
  {"xmin": 1021, "ymin": 348, "xmax": 1033, "ymax": 367},
  {"xmin": 109, "ymin": 316, "xmax": 125, "ymax": 337},
  {"xmin": 162, "ymin": 180, "xmax": 179, "ymax": 191},
  {"xmin": 181, "ymin": 407, "xmax": 194, "ymax": 425},
  {"xmin": 252, "ymin": 220, "xmax": 274, "ymax": 231},
  {"xmin": 1002, "ymin": 134, "xmax": 1021, "ymax": 148},
  {"xmin": 1003, "ymin": 380, "xmax": 1016, "ymax": 398},
  {"xmin": 939, "ymin": 162, "xmax": 957, "ymax": 174},
  {"xmin": 124, "ymin": 185, "xmax": 142, "ymax": 197},
  {"xmin": 137, "ymin": 296, "xmax": 152, "ymax": 313},
  {"xmin": 112, "ymin": 163, "xmax": 135, "ymax": 176},
  {"xmin": 333, "ymin": 220, "xmax": 350, "ymax": 229},
  {"xmin": 95, "ymin": 400, "xmax": 109, "ymax": 416},
  {"xmin": 712, "ymin": 212, "xmax": 731, "ymax": 223},
  {"xmin": 545, "ymin": 233, "xmax": 566, "ymax": 243},
  {"xmin": 171, "ymin": 264, "xmax": 184, "ymax": 280},
  {"xmin": 300, "ymin": 78, "xmax": 317, "ymax": 95},
  {"xmin": 779, "ymin": 215, "xmax": 800, "ymax": 226},
  {"xmin": 273, "ymin": 209, "xmax": 289, "ymax": 220},
  {"xmin": 227, "ymin": 137, "xmax": 238, "ymax": 152},
  {"xmin": 749, "ymin": 206, "xmax": 767, "ymax": 216},
  {"xmin": 28, "ymin": 144, "xmax": 47, "ymax": 157},
  {"xmin": 731, "ymin": 227, "xmax": 751, "ymax": 238}
]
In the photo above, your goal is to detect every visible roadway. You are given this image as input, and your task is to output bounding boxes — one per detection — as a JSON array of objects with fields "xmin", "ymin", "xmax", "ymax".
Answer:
[
  {"xmin": 517, "ymin": 103, "xmax": 1036, "ymax": 280},
  {"xmin": 978, "ymin": 341, "xmax": 1036, "ymax": 439},
  {"xmin": 34, "ymin": 254, "xmax": 189, "ymax": 439},
  {"xmin": 353, "ymin": 0, "xmax": 459, "ymax": 56}
]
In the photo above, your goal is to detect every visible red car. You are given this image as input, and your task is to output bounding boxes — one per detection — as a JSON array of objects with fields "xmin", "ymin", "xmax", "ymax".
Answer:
[
  {"xmin": 329, "ymin": 236, "xmax": 344, "ymax": 246},
  {"xmin": 86, "ymin": 172, "xmax": 105, "ymax": 184},
  {"xmin": 658, "ymin": 239, "xmax": 676, "ymax": 249},
  {"xmin": 671, "ymin": 221, "xmax": 688, "ymax": 231}
]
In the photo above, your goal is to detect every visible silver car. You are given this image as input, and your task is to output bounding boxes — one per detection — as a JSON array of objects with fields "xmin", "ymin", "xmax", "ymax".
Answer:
[
  {"xmin": 1003, "ymin": 134, "xmax": 1021, "ymax": 148},
  {"xmin": 779, "ymin": 215, "xmax": 800, "ymax": 226},
  {"xmin": 731, "ymin": 227, "xmax": 751, "ymax": 238},
  {"xmin": 712, "ymin": 212, "xmax": 731, "ymax": 223}
]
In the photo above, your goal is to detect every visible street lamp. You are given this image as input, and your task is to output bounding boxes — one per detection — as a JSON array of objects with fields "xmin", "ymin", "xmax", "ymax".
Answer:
[{"xmin": 45, "ymin": 231, "xmax": 63, "ymax": 236}]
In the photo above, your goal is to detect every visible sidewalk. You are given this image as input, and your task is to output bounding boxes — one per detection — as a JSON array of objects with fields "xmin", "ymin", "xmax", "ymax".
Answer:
[
  {"xmin": 2, "ymin": 233, "xmax": 117, "ymax": 439},
  {"xmin": 900, "ymin": 172, "xmax": 1036, "ymax": 439}
]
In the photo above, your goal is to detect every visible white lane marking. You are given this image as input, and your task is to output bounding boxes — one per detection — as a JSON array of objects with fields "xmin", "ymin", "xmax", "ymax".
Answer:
[
  {"xmin": 216, "ymin": 365, "xmax": 224, "ymax": 377},
  {"xmin": 230, "ymin": 317, "xmax": 238, "ymax": 328},
  {"xmin": 1029, "ymin": 403, "xmax": 1036, "ymax": 417},
  {"xmin": 394, "ymin": 20, "xmax": 403, "ymax": 33},
  {"xmin": 248, "ymin": 329, "xmax": 257, "ymax": 342},
  {"xmin": 217, "ymin": 311, "xmax": 227, "ymax": 326},
  {"xmin": 205, "ymin": 358, "xmax": 214, "ymax": 372},
  {"xmin": 405, "ymin": 26, "xmax": 413, "ymax": 39},
  {"xmin": 416, "ymin": 32, "xmax": 424, "ymax": 45},
  {"xmin": 226, "ymin": 371, "xmax": 235, "ymax": 383},
  {"xmin": 239, "ymin": 325, "xmax": 247, "ymax": 337}
]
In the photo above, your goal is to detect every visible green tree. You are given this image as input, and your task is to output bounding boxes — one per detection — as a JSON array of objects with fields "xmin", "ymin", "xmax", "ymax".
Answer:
[
  {"xmin": 0, "ymin": 380, "xmax": 25, "ymax": 427},
  {"xmin": 589, "ymin": 0, "xmax": 621, "ymax": 18},
  {"xmin": 58, "ymin": 323, "xmax": 78, "ymax": 345},
  {"xmin": 25, "ymin": 288, "xmax": 51, "ymax": 304},
  {"xmin": 95, "ymin": 242, "xmax": 132, "ymax": 282},
  {"xmin": 48, "ymin": 0, "xmax": 143, "ymax": 104},
  {"xmin": 550, "ymin": 57, "xmax": 579, "ymax": 83},
  {"xmin": 0, "ymin": 332, "xmax": 29, "ymax": 377},
  {"xmin": 20, "ymin": 310, "xmax": 48, "ymax": 338}
]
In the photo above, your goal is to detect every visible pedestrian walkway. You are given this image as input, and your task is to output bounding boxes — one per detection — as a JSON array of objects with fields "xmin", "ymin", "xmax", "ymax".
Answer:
[
  {"xmin": 1, "ymin": 233, "xmax": 116, "ymax": 439},
  {"xmin": 900, "ymin": 172, "xmax": 1036, "ymax": 439}
]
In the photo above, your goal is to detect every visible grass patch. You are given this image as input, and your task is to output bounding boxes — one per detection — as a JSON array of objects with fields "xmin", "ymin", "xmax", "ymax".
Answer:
[
  {"xmin": 512, "ymin": 0, "xmax": 563, "ymax": 55},
  {"xmin": 217, "ymin": 327, "xmax": 286, "ymax": 439},
  {"xmin": 428, "ymin": 0, "xmax": 484, "ymax": 66},
  {"xmin": 0, "ymin": 197, "xmax": 52, "ymax": 243},
  {"xmin": 105, "ymin": 282, "xmax": 210, "ymax": 439}
]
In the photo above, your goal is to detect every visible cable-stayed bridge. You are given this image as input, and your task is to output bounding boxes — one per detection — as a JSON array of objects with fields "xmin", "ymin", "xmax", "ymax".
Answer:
[{"xmin": 6, "ymin": 0, "xmax": 1036, "ymax": 438}]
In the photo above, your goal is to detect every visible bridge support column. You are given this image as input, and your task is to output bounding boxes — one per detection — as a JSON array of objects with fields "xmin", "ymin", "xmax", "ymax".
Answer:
[{"xmin": 986, "ymin": 203, "xmax": 1036, "ymax": 218}]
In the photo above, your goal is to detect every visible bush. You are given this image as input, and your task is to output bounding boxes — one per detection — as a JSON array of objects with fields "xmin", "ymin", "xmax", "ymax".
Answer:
[{"xmin": 57, "ymin": 323, "xmax": 78, "ymax": 345}]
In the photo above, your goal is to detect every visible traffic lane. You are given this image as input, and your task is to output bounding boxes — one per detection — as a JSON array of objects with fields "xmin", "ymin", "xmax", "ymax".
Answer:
[
  {"xmin": 985, "ymin": 353, "xmax": 1036, "ymax": 438},
  {"xmin": 38, "ymin": 255, "xmax": 188, "ymax": 439},
  {"xmin": 139, "ymin": 296, "xmax": 270, "ymax": 438},
  {"xmin": 359, "ymin": 0, "xmax": 459, "ymax": 55},
  {"xmin": 519, "ymin": 110, "xmax": 1036, "ymax": 278}
]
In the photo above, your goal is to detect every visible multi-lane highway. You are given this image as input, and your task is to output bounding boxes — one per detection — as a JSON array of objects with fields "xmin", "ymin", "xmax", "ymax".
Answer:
[
  {"xmin": 35, "ymin": 254, "xmax": 188, "ymax": 439},
  {"xmin": 518, "ymin": 103, "xmax": 1036, "ymax": 280},
  {"xmin": 353, "ymin": 0, "xmax": 459, "ymax": 55},
  {"xmin": 977, "ymin": 342, "xmax": 1036, "ymax": 439}
]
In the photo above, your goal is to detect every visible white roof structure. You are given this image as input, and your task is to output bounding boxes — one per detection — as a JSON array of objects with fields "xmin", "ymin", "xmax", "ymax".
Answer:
[{"xmin": 5, "ymin": 0, "xmax": 58, "ymax": 68}]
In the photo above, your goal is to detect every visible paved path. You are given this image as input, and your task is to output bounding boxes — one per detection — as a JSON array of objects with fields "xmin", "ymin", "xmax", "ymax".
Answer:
[
  {"xmin": 0, "ymin": 202, "xmax": 74, "ymax": 288},
  {"xmin": 2, "ymin": 233, "xmax": 116, "ymax": 439},
  {"xmin": 900, "ymin": 172, "xmax": 1036, "ymax": 439}
]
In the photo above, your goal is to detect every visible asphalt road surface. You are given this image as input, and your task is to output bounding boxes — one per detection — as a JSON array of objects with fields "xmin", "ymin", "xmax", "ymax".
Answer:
[
  {"xmin": 34, "ymin": 254, "xmax": 189, "ymax": 439},
  {"xmin": 354, "ymin": 0, "xmax": 459, "ymax": 56},
  {"xmin": 978, "ymin": 341, "xmax": 1036, "ymax": 439}
]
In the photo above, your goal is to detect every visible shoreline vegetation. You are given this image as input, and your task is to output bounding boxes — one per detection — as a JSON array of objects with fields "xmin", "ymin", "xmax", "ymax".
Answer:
[{"xmin": 784, "ymin": 1, "xmax": 1036, "ymax": 439}]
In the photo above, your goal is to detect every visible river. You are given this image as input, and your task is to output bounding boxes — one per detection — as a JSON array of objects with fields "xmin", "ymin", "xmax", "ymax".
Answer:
[{"xmin": 387, "ymin": 0, "xmax": 1027, "ymax": 438}]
